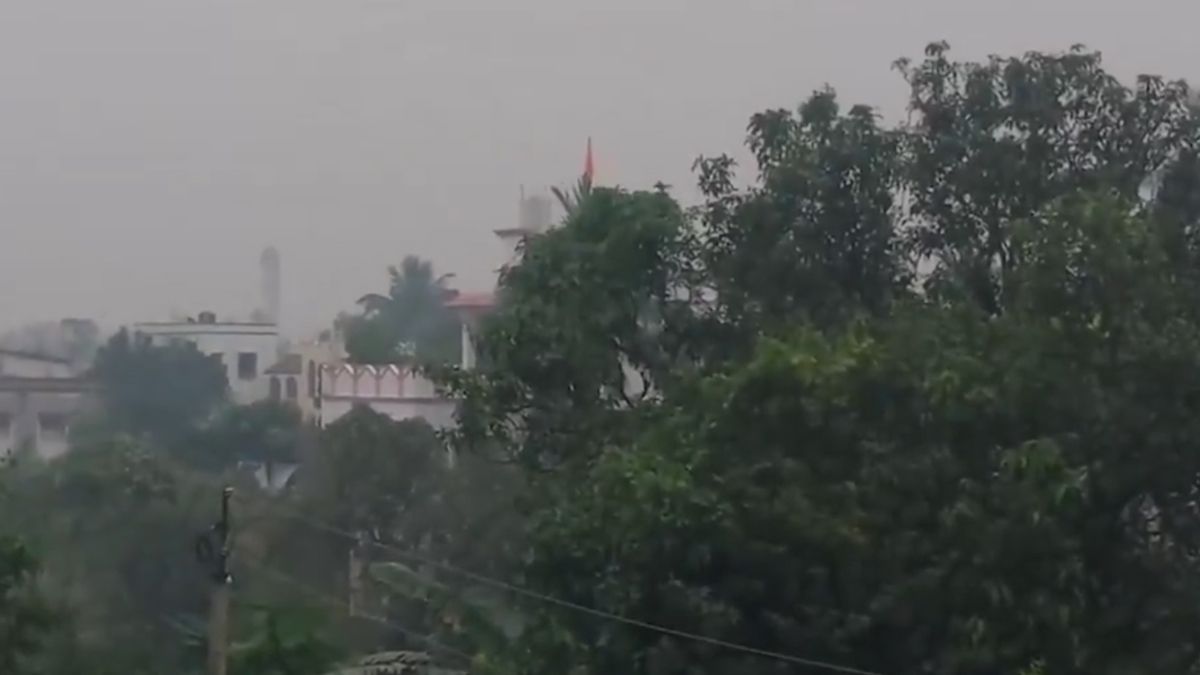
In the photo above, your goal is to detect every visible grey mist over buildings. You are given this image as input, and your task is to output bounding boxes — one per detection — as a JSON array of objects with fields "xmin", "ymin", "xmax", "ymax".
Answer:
[{"xmin": 0, "ymin": 0, "xmax": 1197, "ymax": 337}]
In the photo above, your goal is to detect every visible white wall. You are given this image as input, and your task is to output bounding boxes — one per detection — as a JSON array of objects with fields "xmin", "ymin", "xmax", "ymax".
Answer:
[
  {"xmin": 134, "ymin": 322, "xmax": 280, "ymax": 404},
  {"xmin": 0, "ymin": 414, "xmax": 12, "ymax": 457},
  {"xmin": 35, "ymin": 413, "xmax": 70, "ymax": 460},
  {"xmin": 319, "ymin": 364, "xmax": 456, "ymax": 429},
  {"xmin": 0, "ymin": 388, "xmax": 94, "ymax": 460},
  {"xmin": 290, "ymin": 340, "xmax": 343, "ymax": 422},
  {"xmin": 321, "ymin": 397, "xmax": 456, "ymax": 430},
  {"xmin": 0, "ymin": 352, "xmax": 73, "ymax": 378}
]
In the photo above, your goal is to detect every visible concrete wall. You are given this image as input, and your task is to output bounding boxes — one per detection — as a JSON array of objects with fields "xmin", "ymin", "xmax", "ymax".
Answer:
[
  {"xmin": 134, "ymin": 322, "xmax": 280, "ymax": 404},
  {"xmin": 321, "ymin": 397, "xmax": 456, "ymax": 430},
  {"xmin": 0, "ymin": 388, "xmax": 96, "ymax": 460},
  {"xmin": 319, "ymin": 364, "xmax": 456, "ymax": 429},
  {"xmin": 0, "ymin": 352, "xmax": 73, "ymax": 379},
  {"xmin": 290, "ymin": 341, "xmax": 343, "ymax": 422}
]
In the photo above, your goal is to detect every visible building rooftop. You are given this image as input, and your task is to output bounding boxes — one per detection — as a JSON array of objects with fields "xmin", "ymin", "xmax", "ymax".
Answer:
[
  {"xmin": 136, "ymin": 310, "xmax": 277, "ymax": 330},
  {"xmin": 493, "ymin": 227, "xmax": 533, "ymax": 237},
  {"xmin": 444, "ymin": 291, "xmax": 495, "ymax": 310},
  {"xmin": 0, "ymin": 376, "xmax": 97, "ymax": 393},
  {"xmin": 0, "ymin": 348, "xmax": 71, "ymax": 365},
  {"xmin": 135, "ymin": 321, "xmax": 277, "ymax": 328}
]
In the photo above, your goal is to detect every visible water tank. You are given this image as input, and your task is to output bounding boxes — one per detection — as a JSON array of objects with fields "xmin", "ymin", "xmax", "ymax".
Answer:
[
  {"xmin": 198, "ymin": 311, "xmax": 217, "ymax": 324},
  {"xmin": 519, "ymin": 193, "xmax": 553, "ymax": 233}
]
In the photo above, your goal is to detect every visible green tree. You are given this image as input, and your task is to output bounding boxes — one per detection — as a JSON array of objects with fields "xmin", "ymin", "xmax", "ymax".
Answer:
[
  {"xmin": 182, "ymin": 400, "xmax": 307, "ymax": 476},
  {"xmin": 445, "ymin": 45, "xmax": 1200, "ymax": 675},
  {"xmin": 90, "ymin": 328, "xmax": 228, "ymax": 443},
  {"xmin": 254, "ymin": 406, "xmax": 523, "ymax": 663},
  {"xmin": 229, "ymin": 606, "xmax": 344, "ymax": 675},
  {"xmin": 342, "ymin": 257, "xmax": 461, "ymax": 366},
  {"xmin": 550, "ymin": 172, "xmax": 593, "ymax": 216},
  {"xmin": 0, "ymin": 537, "xmax": 53, "ymax": 674},
  {"xmin": 446, "ymin": 185, "xmax": 700, "ymax": 469},
  {"xmin": 0, "ymin": 435, "xmax": 211, "ymax": 674},
  {"xmin": 695, "ymin": 87, "xmax": 907, "ymax": 339},
  {"xmin": 259, "ymin": 407, "xmax": 449, "ymax": 631},
  {"xmin": 301, "ymin": 407, "xmax": 443, "ymax": 537},
  {"xmin": 472, "ymin": 195, "xmax": 1200, "ymax": 675},
  {"xmin": 897, "ymin": 42, "xmax": 1195, "ymax": 312}
]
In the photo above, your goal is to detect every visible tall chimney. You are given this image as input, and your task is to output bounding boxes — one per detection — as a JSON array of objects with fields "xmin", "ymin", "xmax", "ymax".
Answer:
[{"xmin": 260, "ymin": 246, "xmax": 281, "ymax": 325}]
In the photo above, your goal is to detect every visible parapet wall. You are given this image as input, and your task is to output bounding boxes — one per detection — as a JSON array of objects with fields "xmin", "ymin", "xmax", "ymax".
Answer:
[{"xmin": 320, "ymin": 363, "xmax": 442, "ymax": 401}]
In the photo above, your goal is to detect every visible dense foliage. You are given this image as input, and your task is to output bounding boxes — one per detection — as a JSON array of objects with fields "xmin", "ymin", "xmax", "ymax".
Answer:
[
  {"xmin": 180, "ymin": 400, "xmax": 307, "ymax": 474},
  {"xmin": 0, "ymin": 405, "xmax": 497, "ymax": 674},
  {"xmin": 339, "ymin": 256, "xmax": 462, "ymax": 366},
  {"xmin": 259, "ymin": 406, "xmax": 523, "ymax": 660},
  {"xmin": 0, "ymin": 437, "xmax": 211, "ymax": 674},
  {"xmin": 0, "ymin": 536, "xmax": 53, "ymax": 674},
  {"xmin": 7, "ymin": 42, "xmax": 1200, "ymax": 675},
  {"xmin": 90, "ymin": 328, "xmax": 228, "ymax": 443},
  {"xmin": 446, "ymin": 44, "xmax": 1200, "ymax": 675}
]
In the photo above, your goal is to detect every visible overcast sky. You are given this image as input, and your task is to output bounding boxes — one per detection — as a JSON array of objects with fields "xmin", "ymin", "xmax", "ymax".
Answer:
[{"xmin": 0, "ymin": 0, "xmax": 1195, "ymax": 336}]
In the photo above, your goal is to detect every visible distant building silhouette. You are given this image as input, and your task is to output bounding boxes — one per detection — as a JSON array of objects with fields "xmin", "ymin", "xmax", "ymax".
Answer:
[{"xmin": 259, "ymin": 246, "xmax": 282, "ymax": 326}]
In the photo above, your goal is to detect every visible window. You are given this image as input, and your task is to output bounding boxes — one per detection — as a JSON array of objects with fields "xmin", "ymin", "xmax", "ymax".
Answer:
[
  {"xmin": 269, "ymin": 377, "xmax": 282, "ymax": 401},
  {"xmin": 307, "ymin": 361, "xmax": 316, "ymax": 398},
  {"xmin": 38, "ymin": 413, "xmax": 68, "ymax": 440},
  {"xmin": 286, "ymin": 377, "xmax": 298, "ymax": 400},
  {"xmin": 237, "ymin": 352, "xmax": 258, "ymax": 380}
]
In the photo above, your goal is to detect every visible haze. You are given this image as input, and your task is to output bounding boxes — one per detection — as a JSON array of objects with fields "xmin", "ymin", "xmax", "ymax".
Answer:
[{"xmin": 0, "ymin": 0, "xmax": 1194, "ymax": 336}]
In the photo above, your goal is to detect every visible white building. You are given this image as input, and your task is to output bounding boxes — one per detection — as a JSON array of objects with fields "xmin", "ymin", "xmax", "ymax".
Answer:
[
  {"xmin": 441, "ymin": 189, "xmax": 551, "ymax": 371},
  {"xmin": 319, "ymin": 364, "xmax": 455, "ymax": 429},
  {"xmin": 0, "ymin": 349, "xmax": 95, "ymax": 460},
  {"xmin": 134, "ymin": 313, "xmax": 281, "ymax": 405},
  {"xmin": 266, "ymin": 339, "xmax": 343, "ymax": 423},
  {"xmin": 0, "ymin": 349, "xmax": 75, "ymax": 379},
  {"xmin": 314, "ymin": 191, "xmax": 550, "ymax": 428}
]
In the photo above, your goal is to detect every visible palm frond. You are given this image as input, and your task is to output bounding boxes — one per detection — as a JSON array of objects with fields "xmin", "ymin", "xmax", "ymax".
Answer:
[{"xmin": 551, "ymin": 172, "xmax": 595, "ymax": 217}]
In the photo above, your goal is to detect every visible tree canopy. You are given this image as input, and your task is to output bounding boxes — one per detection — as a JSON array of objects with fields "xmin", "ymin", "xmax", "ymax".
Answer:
[
  {"xmin": 445, "ymin": 44, "xmax": 1200, "ymax": 675},
  {"xmin": 90, "ymin": 328, "xmax": 228, "ymax": 444},
  {"xmin": 0, "ymin": 536, "xmax": 53, "ymax": 675},
  {"xmin": 9, "ymin": 41, "xmax": 1200, "ymax": 675},
  {"xmin": 180, "ymin": 400, "xmax": 307, "ymax": 474},
  {"xmin": 340, "ymin": 256, "xmax": 461, "ymax": 366}
]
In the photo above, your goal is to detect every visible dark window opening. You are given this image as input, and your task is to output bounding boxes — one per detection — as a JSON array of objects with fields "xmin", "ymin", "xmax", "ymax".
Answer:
[
  {"xmin": 237, "ymin": 352, "xmax": 258, "ymax": 380},
  {"xmin": 38, "ymin": 413, "xmax": 68, "ymax": 439},
  {"xmin": 286, "ymin": 377, "xmax": 298, "ymax": 400}
]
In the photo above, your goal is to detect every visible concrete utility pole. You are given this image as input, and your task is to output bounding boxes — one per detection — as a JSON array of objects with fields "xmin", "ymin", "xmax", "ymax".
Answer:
[{"xmin": 205, "ymin": 487, "xmax": 234, "ymax": 675}]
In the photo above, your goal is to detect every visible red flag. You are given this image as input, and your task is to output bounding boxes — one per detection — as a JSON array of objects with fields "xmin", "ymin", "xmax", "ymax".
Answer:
[{"xmin": 583, "ymin": 137, "xmax": 595, "ymax": 182}]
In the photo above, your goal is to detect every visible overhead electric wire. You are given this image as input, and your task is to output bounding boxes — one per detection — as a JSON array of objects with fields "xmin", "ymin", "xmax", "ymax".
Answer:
[
  {"xmin": 240, "ymin": 554, "xmax": 473, "ymax": 664},
  {"xmin": 179, "ymin": 470, "xmax": 885, "ymax": 675}
]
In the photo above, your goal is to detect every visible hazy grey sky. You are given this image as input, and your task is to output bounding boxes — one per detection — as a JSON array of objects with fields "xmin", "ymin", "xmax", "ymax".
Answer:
[{"xmin": 0, "ymin": 0, "xmax": 1195, "ymax": 336}]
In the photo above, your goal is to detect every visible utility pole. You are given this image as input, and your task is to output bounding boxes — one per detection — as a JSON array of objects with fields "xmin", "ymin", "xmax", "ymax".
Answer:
[{"xmin": 202, "ymin": 486, "xmax": 234, "ymax": 675}]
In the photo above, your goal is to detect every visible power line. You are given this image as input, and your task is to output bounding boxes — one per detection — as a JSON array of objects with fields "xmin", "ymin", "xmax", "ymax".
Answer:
[
  {"xmin": 207, "ymin": 482, "xmax": 885, "ymax": 675},
  {"xmin": 240, "ymin": 554, "xmax": 473, "ymax": 664},
  {"xmin": 178, "ymin": 471, "xmax": 884, "ymax": 674}
]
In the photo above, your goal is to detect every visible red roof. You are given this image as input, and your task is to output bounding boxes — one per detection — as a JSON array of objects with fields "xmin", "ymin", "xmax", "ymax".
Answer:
[{"xmin": 445, "ymin": 291, "xmax": 495, "ymax": 310}]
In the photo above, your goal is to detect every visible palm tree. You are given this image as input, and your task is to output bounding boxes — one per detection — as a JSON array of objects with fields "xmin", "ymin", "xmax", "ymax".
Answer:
[
  {"xmin": 346, "ymin": 257, "xmax": 460, "ymax": 365},
  {"xmin": 550, "ymin": 172, "xmax": 593, "ymax": 217},
  {"xmin": 551, "ymin": 138, "xmax": 596, "ymax": 216}
]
